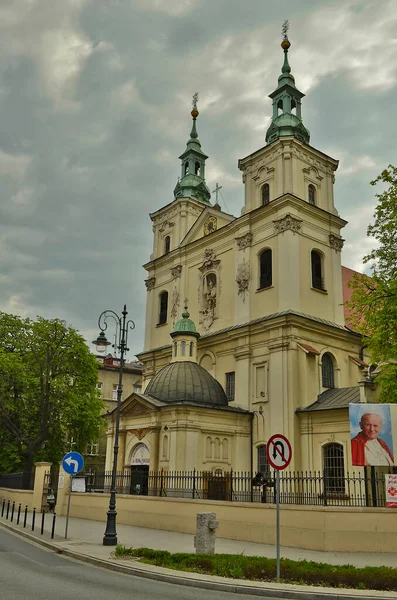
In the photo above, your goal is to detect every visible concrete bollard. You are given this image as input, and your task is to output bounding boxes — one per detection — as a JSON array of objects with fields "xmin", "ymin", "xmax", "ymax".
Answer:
[{"xmin": 193, "ymin": 512, "xmax": 219, "ymax": 554}]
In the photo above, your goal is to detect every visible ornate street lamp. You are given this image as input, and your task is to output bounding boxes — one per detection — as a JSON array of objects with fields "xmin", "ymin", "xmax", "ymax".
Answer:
[{"xmin": 92, "ymin": 304, "xmax": 135, "ymax": 546}]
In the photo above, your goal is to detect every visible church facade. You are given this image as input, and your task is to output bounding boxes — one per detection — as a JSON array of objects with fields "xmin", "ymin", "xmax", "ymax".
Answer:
[{"xmin": 105, "ymin": 33, "xmax": 377, "ymax": 481}]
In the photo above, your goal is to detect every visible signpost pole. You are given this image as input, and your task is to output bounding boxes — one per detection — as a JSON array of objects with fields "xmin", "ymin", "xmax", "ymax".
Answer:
[
  {"xmin": 275, "ymin": 469, "xmax": 280, "ymax": 581},
  {"xmin": 266, "ymin": 433, "xmax": 292, "ymax": 584},
  {"xmin": 65, "ymin": 476, "xmax": 73, "ymax": 539}
]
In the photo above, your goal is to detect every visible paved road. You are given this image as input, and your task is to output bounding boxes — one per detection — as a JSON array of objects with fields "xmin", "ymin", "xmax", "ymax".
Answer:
[{"xmin": 0, "ymin": 528, "xmax": 279, "ymax": 600}]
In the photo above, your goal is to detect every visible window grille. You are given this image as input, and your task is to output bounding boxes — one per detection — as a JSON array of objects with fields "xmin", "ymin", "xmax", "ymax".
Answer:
[
  {"xmin": 322, "ymin": 353, "xmax": 334, "ymax": 388},
  {"xmin": 308, "ymin": 184, "xmax": 316, "ymax": 205},
  {"xmin": 311, "ymin": 250, "xmax": 324, "ymax": 290},
  {"xmin": 323, "ymin": 443, "xmax": 345, "ymax": 493},
  {"xmin": 259, "ymin": 249, "xmax": 272, "ymax": 288},
  {"xmin": 262, "ymin": 183, "xmax": 270, "ymax": 206},
  {"xmin": 257, "ymin": 445, "xmax": 271, "ymax": 479},
  {"xmin": 225, "ymin": 372, "xmax": 235, "ymax": 401},
  {"xmin": 159, "ymin": 291, "xmax": 168, "ymax": 324}
]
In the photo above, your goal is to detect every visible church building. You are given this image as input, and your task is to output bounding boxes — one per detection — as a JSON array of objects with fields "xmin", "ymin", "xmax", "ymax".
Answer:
[{"xmin": 105, "ymin": 31, "xmax": 377, "ymax": 482}]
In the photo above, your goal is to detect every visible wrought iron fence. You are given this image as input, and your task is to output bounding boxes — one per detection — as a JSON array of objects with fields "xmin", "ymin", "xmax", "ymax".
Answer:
[
  {"xmin": 0, "ymin": 471, "xmax": 34, "ymax": 490},
  {"xmin": 82, "ymin": 468, "xmax": 391, "ymax": 508}
]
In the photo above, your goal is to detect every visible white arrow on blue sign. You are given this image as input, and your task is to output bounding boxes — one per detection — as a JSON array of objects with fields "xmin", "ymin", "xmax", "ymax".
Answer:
[{"xmin": 62, "ymin": 451, "xmax": 84, "ymax": 475}]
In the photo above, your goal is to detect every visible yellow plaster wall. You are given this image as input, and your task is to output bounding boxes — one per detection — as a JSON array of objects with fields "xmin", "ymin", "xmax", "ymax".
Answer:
[
  {"xmin": 55, "ymin": 492, "xmax": 397, "ymax": 553},
  {"xmin": 0, "ymin": 489, "xmax": 34, "ymax": 511}
]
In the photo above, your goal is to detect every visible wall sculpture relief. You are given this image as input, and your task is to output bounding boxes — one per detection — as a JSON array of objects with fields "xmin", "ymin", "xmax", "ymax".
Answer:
[
  {"xmin": 170, "ymin": 286, "xmax": 180, "ymax": 323},
  {"xmin": 236, "ymin": 259, "xmax": 250, "ymax": 301},
  {"xmin": 198, "ymin": 249, "xmax": 221, "ymax": 330}
]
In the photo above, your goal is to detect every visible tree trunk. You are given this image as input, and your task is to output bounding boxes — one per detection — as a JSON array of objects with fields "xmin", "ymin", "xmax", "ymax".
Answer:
[{"xmin": 22, "ymin": 452, "xmax": 35, "ymax": 490}]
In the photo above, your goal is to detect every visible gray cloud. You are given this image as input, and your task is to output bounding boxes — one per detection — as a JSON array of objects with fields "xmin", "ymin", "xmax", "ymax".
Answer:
[{"xmin": 0, "ymin": 0, "xmax": 396, "ymax": 356}]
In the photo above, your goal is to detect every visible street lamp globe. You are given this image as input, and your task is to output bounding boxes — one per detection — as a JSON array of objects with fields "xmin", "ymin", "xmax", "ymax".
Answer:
[{"xmin": 92, "ymin": 331, "xmax": 111, "ymax": 353}]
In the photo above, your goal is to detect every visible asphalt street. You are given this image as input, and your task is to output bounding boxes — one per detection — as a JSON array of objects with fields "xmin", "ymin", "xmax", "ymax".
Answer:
[{"xmin": 0, "ymin": 528, "xmax": 280, "ymax": 600}]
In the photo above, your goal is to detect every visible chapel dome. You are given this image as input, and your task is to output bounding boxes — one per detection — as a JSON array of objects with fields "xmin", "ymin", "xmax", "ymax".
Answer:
[{"xmin": 145, "ymin": 361, "xmax": 228, "ymax": 407}]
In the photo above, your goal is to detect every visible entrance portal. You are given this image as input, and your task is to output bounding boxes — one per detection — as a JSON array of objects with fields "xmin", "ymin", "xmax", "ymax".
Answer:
[{"xmin": 130, "ymin": 443, "xmax": 150, "ymax": 496}]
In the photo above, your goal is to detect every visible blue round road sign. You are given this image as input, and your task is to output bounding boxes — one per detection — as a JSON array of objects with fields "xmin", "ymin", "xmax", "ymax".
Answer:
[{"xmin": 62, "ymin": 451, "xmax": 84, "ymax": 475}]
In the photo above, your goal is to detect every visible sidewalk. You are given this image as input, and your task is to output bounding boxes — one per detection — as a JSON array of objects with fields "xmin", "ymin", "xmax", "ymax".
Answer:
[{"xmin": 0, "ymin": 511, "xmax": 396, "ymax": 600}]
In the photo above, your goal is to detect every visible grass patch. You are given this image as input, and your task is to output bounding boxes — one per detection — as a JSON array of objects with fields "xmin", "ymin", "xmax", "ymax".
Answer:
[{"xmin": 114, "ymin": 545, "xmax": 397, "ymax": 591}]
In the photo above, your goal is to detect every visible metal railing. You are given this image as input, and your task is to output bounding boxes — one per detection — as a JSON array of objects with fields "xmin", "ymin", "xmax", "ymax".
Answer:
[
  {"xmin": 81, "ymin": 468, "xmax": 391, "ymax": 508},
  {"xmin": 0, "ymin": 471, "xmax": 34, "ymax": 490}
]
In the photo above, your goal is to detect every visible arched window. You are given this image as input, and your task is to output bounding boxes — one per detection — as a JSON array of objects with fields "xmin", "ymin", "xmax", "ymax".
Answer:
[
  {"xmin": 277, "ymin": 99, "xmax": 283, "ymax": 115},
  {"xmin": 181, "ymin": 341, "xmax": 186, "ymax": 356},
  {"xmin": 184, "ymin": 161, "xmax": 189, "ymax": 176},
  {"xmin": 322, "ymin": 353, "xmax": 334, "ymax": 388},
  {"xmin": 323, "ymin": 443, "xmax": 344, "ymax": 493},
  {"xmin": 164, "ymin": 236, "xmax": 170, "ymax": 254},
  {"xmin": 195, "ymin": 161, "xmax": 200, "ymax": 175},
  {"xmin": 214, "ymin": 438, "xmax": 221, "ymax": 459},
  {"xmin": 189, "ymin": 342, "xmax": 193, "ymax": 357},
  {"xmin": 259, "ymin": 249, "xmax": 272, "ymax": 289},
  {"xmin": 308, "ymin": 184, "xmax": 316, "ymax": 206},
  {"xmin": 173, "ymin": 341, "xmax": 177, "ymax": 357},
  {"xmin": 311, "ymin": 250, "xmax": 324, "ymax": 290},
  {"xmin": 158, "ymin": 291, "xmax": 168, "ymax": 325},
  {"xmin": 257, "ymin": 445, "xmax": 271, "ymax": 479},
  {"xmin": 262, "ymin": 183, "xmax": 270, "ymax": 206}
]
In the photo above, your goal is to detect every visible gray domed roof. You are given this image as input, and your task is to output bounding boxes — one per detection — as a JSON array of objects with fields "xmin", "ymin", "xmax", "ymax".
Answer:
[{"xmin": 145, "ymin": 361, "xmax": 227, "ymax": 407}]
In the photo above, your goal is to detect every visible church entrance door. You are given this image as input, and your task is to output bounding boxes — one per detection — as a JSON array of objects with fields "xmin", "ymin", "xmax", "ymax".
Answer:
[{"xmin": 130, "ymin": 443, "xmax": 150, "ymax": 495}]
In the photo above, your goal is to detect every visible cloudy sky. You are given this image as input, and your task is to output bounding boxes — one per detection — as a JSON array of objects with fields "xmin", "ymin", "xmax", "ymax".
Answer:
[{"xmin": 0, "ymin": 0, "xmax": 396, "ymax": 358}]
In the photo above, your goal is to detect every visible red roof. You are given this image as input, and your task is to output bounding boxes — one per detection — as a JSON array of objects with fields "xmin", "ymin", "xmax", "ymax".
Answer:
[{"xmin": 342, "ymin": 265, "xmax": 362, "ymax": 328}]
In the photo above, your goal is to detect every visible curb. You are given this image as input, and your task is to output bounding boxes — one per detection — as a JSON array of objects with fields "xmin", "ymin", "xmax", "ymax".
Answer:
[{"xmin": 0, "ymin": 520, "xmax": 391, "ymax": 600}]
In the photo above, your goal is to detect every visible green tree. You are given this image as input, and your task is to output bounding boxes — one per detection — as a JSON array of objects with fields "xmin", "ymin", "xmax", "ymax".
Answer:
[
  {"xmin": 348, "ymin": 165, "xmax": 397, "ymax": 402},
  {"xmin": 0, "ymin": 313, "xmax": 104, "ymax": 478}
]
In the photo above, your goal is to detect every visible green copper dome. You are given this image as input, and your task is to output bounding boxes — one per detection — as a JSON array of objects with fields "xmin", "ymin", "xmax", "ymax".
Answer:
[
  {"xmin": 265, "ymin": 35, "xmax": 310, "ymax": 145},
  {"xmin": 174, "ymin": 95, "xmax": 211, "ymax": 205},
  {"xmin": 171, "ymin": 306, "xmax": 200, "ymax": 339}
]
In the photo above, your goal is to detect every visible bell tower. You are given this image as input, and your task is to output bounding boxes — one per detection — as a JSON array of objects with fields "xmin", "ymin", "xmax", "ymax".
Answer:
[
  {"xmin": 149, "ymin": 94, "xmax": 212, "ymax": 261},
  {"xmin": 238, "ymin": 22, "xmax": 346, "ymax": 326}
]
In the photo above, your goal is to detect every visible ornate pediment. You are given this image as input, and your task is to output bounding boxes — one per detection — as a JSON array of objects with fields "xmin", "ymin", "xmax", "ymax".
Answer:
[
  {"xmin": 329, "ymin": 234, "xmax": 344, "ymax": 252},
  {"xmin": 235, "ymin": 232, "xmax": 253, "ymax": 250},
  {"xmin": 145, "ymin": 276, "xmax": 156, "ymax": 291},
  {"xmin": 273, "ymin": 214, "xmax": 302, "ymax": 234},
  {"xmin": 171, "ymin": 264, "xmax": 182, "ymax": 279}
]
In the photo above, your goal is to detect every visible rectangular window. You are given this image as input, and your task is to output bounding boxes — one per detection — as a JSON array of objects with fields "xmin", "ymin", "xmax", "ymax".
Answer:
[
  {"xmin": 96, "ymin": 382, "xmax": 103, "ymax": 396},
  {"xmin": 134, "ymin": 384, "xmax": 142, "ymax": 394},
  {"xmin": 86, "ymin": 443, "xmax": 99, "ymax": 456},
  {"xmin": 225, "ymin": 372, "xmax": 235, "ymax": 401},
  {"xmin": 112, "ymin": 384, "xmax": 118, "ymax": 401}
]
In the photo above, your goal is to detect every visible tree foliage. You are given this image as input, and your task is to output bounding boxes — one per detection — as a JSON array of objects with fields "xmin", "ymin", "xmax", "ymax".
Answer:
[
  {"xmin": 0, "ymin": 313, "xmax": 104, "ymax": 474},
  {"xmin": 348, "ymin": 165, "xmax": 397, "ymax": 402}
]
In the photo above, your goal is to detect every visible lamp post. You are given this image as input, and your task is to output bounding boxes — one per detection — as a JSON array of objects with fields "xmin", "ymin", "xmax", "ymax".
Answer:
[{"xmin": 92, "ymin": 304, "xmax": 135, "ymax": 546}]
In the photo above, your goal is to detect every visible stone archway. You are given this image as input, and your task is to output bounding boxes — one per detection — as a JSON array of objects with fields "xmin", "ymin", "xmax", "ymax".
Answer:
[{"xmin": 130, "ymin": 443, "xmax": 150, "ymax": 495}]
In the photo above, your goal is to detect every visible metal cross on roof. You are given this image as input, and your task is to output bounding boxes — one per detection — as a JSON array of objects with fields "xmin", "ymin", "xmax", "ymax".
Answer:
[{"xmin": 212, "ymin": 183, "xmax": 222, "ymax": 204}]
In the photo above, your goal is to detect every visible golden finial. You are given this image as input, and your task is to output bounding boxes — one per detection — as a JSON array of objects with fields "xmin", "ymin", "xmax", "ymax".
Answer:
[{"xmin": 191, "ymin": 92, "xmax": 199, "ymax": 118}]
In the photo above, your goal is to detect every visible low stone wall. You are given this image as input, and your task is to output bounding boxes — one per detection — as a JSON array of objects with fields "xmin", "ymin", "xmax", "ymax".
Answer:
[
  {"xmin": 0, "ymin": 488, "xmax": 34, "ymax": 511},
  {"xmin": 56, "ymin": 487, "xmax": 397, "ymax": 554}
]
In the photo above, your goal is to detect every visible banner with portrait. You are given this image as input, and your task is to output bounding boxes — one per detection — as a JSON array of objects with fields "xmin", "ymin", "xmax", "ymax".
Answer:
[{"xmin": 349, "ymin": 403, "xmax": 396, "ymax": 467}]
